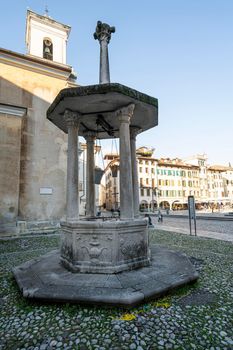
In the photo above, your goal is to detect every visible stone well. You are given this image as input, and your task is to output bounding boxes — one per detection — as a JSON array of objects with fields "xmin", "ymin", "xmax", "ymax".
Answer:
[{"xmin": 13, "ymin": 21, "xmax": 198, "ymax": 307}]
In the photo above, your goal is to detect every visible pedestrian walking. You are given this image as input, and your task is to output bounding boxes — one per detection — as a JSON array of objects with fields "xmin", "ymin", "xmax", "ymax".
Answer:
[
  {"xmin": 158, "ymin": 210, "xmax": 163, "ymax": 222},
  {"xmin": 145, "ymin": 214, "xmax": 153, "ymax": 226}
]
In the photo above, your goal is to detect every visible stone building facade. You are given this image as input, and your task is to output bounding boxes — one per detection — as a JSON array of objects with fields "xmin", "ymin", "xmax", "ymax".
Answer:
[
  {"xmin": 0, "ymin": 10, "xmax": 77, "ymax": 235},
  {"xmin": 103, "ymin": 148, "xmax": 233, "ymax": 211}
]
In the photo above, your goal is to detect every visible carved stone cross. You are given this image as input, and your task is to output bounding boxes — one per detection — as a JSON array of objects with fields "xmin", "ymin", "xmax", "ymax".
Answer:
[{"xmin": 94, "ymin": 21, "xmax": 115, "ymax": 84}]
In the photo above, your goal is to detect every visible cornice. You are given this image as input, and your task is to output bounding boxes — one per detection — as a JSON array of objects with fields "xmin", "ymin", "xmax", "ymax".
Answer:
[
  {"xmin": 26, "ymin": 10, "xmax": 71, "ymax": 33},
  {"xmin": 0, "ymin": 48, "xmax": 73, "ymax": 81},
  {"xmin": 0, "ymin": 103, "xmax": 27, "ymax": 117}
]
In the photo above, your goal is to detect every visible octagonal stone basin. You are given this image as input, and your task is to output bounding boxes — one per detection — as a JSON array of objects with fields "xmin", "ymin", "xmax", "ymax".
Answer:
[
  {"xmin": 47, "ymin": 83, "xmax": 158, "ymax": 139},
  {"xmin": 60, "ymin": 218, "xmax": 150, "ymax": 274}
]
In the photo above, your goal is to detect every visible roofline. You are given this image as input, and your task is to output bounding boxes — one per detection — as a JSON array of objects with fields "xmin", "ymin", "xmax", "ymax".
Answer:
[
  {"xmin": 208, "ymin": 166, "xmax": 233, "ymax": 172},
  {"xmin": 158, "ymin": 162, "xmax": 200, "ymax": 169},
  {"xmin": 0, "ymin": 47, "xmax": 72, "ymax": 73},
  {"xmin": 26, "ymin": 9, "xmax": 71, "ymax": 32},
  {"xmin": 138, "ymin": 156, "xmax": 157, "ymax": 161}
]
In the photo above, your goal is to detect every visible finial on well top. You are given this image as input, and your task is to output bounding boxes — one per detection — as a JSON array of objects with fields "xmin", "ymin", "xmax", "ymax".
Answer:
[{"xmin": 93, "ymin": 21, "xmax": 115, "ymax": 84}]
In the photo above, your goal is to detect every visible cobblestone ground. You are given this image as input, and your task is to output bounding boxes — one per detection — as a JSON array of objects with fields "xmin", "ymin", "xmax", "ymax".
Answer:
[{"xmin": 0, "ymin": 232, "xmax": 232, "ymax": 350}]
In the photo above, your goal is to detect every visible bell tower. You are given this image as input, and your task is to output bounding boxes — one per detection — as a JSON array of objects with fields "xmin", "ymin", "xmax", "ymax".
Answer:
[{"xmin": 25, "ymin": 10, "xmax": 71, "ymax": 64}]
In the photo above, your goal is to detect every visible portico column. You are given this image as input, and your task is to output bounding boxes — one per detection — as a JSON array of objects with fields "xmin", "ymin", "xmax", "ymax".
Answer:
[
  {"xmin": 130, "ymin": 127, "xmax": 141, "ymax": 218},
  {"xmin": 117, "ymin": 104, "xmax": 135, "ymax": 220},
  {"xmin": 84, "ymin": 133, "xmax": 96, "ymax": 217},
  {"xmin": 64, "ymin": 110, "xmax": 80, "ymax": 221}
]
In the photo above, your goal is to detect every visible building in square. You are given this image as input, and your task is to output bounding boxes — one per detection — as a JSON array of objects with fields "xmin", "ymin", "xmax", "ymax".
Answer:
[{"xmin": 102, "ymin": 148, "xmax": 233, "ymax": 211}]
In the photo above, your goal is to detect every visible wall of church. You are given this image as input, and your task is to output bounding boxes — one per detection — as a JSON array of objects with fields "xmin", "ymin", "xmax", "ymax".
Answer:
[
  {"xmin": 0, "ymin": 61, "xmax": 70, "ymax": 228},
  {"xmin": 0, "ymin": 114, "xmax": 22, "ymax": 222}
]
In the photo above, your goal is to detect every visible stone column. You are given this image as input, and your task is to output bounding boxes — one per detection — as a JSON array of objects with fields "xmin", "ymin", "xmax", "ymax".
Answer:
[
  {"xmin": 84, "ymin": 133, "xmax": 96, "ymax": 217},
  {"xmin": 130, "ymin": 127, "xmax": 141, "ymax": 218},
  {"xmin": 117, "ymin": 104, "xmax": 135, "ymax": 220},
  {"xmin": 64, "ymin": 110, "xmax": 80, "ymax": 221},
  {"xmin": 94, "ymin": 21, "xmax": 115, "ymax": 84}
]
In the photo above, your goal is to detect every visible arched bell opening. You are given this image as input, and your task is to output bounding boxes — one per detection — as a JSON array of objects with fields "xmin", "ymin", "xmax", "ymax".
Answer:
[{"xmin": 43, "ymin": 38, "xmax": 53, "ymax": 60}]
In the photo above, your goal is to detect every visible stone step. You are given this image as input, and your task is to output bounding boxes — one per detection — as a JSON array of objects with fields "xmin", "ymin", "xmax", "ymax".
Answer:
[
  {"xmin": 0, "ymin": 222, "xmax": 18, "ymax": 236},
  {"xmin": 0, "ymin": 220, "xmax": 60, "ymax": 237}
]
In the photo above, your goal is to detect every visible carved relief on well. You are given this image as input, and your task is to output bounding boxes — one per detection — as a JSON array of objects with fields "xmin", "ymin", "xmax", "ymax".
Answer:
[
  {"xmin": 119, "ymin": 235, "xmax": 148, "ymax": 261},
  {"xmin": 60, "ymin": 220, "xmax": 149, "ymax": 273},
  {"xmin": 76, "ymin": 234, "xmax": 113, "ymax": 264},
  {"xmin": 61, "ymin": 241, "xmax": 74, "ymax": 262}
]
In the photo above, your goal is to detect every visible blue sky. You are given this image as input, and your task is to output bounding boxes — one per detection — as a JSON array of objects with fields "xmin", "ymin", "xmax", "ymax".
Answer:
[{"xmin": 1, "ymin": 0, "xmax": 233, "ymax": 165}]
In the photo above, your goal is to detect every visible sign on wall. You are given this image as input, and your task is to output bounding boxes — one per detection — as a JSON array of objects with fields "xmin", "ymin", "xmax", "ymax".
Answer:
[{"xmin": 40, "ymin": 187, "xmax": 53, "ymax": 195}]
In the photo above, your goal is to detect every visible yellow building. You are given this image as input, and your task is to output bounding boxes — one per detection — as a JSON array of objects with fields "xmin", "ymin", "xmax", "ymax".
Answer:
[{"xmin": 0, "ymin": 10, "xmax": 77, "ymax": 235}]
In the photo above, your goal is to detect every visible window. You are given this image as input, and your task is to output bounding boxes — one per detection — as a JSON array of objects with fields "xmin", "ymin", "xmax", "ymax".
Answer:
[
  {"xmin": 147, "ymin": 189, "xmax": 150, "ymax": 196},
  {"xmin": 146, "ymin": 178, "xmax": 149, "ymax": 185},
  {"xmin": 168, "ymin": 170, "xmax": 172, "ymax": 176},
  {"xmin": 140, "ymin": 188, "xmax": 144, "ymax": 196},
  {"xmin": 145, "ymin": 167, "xmax": 148, "ymax": 173},
  {"xmin": 151, "ymin": 168, "xmax": 155, "ymax": 174},
  {"xmin": 198, "ymin": 160, "xmax": 204, "ymax": 166},
  {"xmin": 139, "ymin": 167, "xmax": 142, "ymax": 173},
  {"xmin": 43, "ymin": 38, "xmax": 53, "ymax": 60}
]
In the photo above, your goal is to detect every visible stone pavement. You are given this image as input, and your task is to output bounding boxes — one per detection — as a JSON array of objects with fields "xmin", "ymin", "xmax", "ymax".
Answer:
[
  {"xmin": 151, "ymin": 217, "xmax": 233, "ymax": 242},
  {"xmin": 153, "ymin": 223, "xmax": 233, "ymax": 242},
  {"xmin": 1, "ymin": 231, "xmax": 232, "ymax": 349}
]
